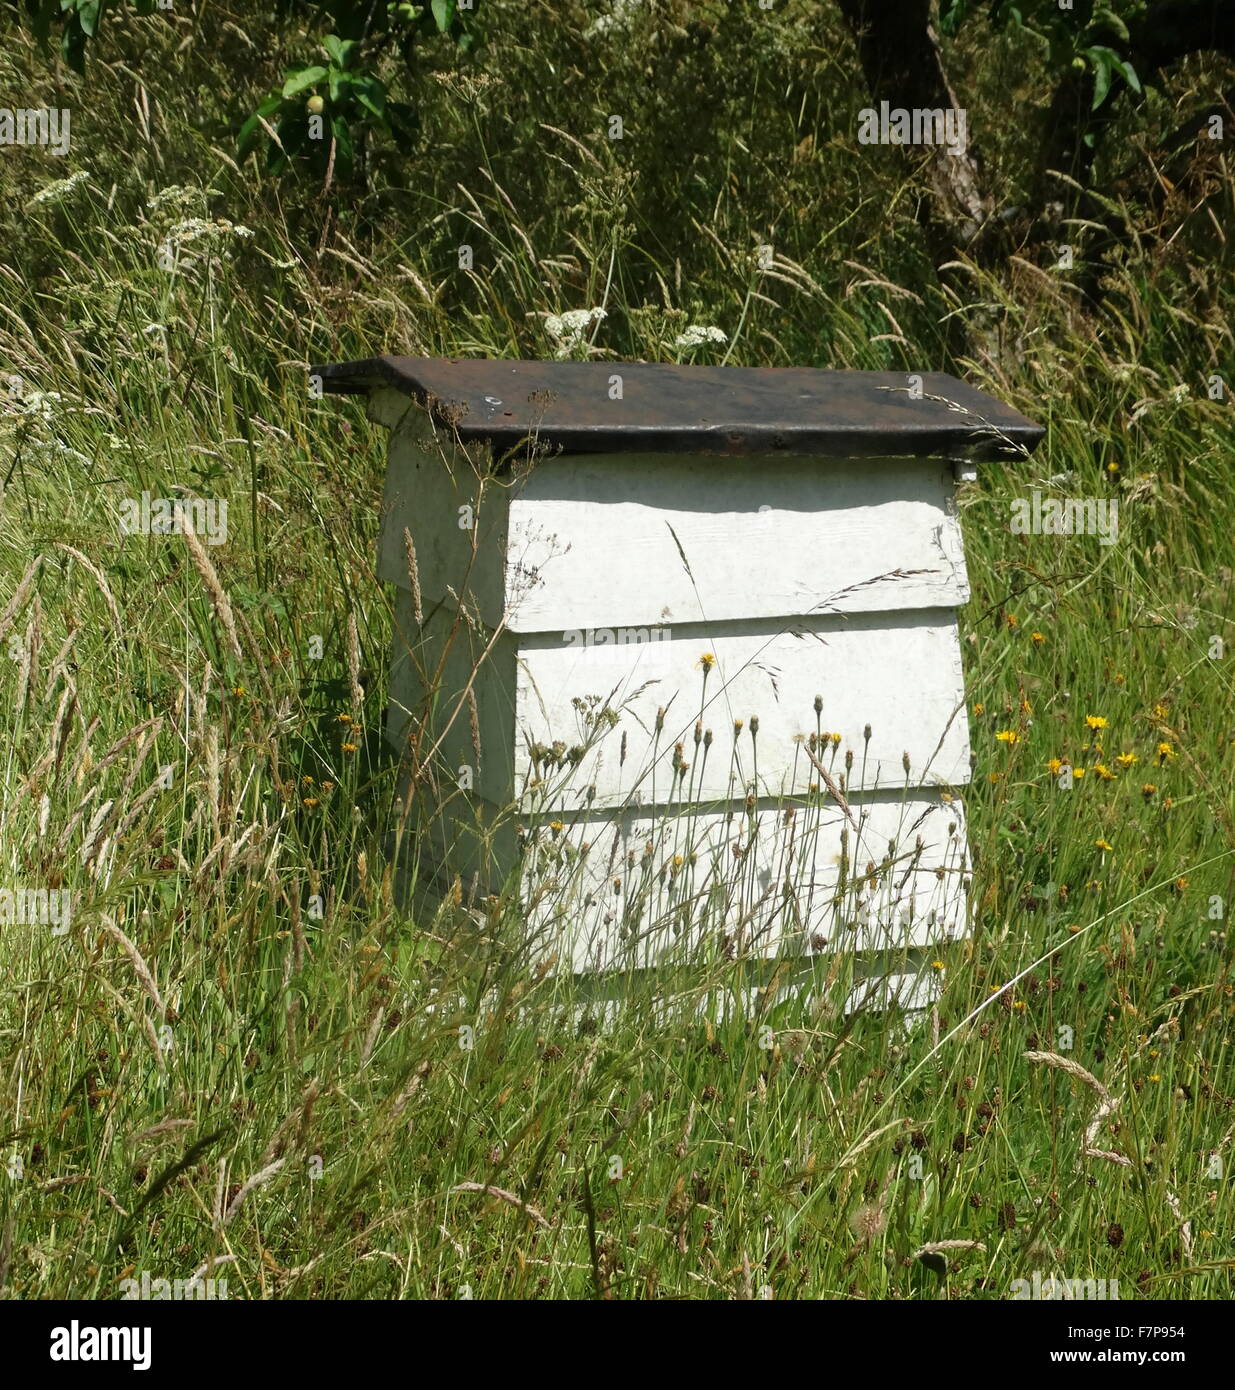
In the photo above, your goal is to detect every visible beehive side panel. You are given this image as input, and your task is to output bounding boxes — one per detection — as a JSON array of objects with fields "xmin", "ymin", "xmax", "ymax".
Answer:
[
  {"xmin": 386, "ymin": 595, "xmax": 519, "ymax": 813},
  {"xmin": 366, "ymin": 385, "xmax": 420, "ymax": 432},
  {"xmin": 500, "ymin": 454, "xmax": 970, "ymax": 631},
  {"xmin": 378, "ymin": 416, "xmax": 508, "ymax": 624}
]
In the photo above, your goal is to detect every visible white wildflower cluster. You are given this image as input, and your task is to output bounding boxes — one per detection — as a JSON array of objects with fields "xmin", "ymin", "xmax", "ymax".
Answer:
[
  {"xmin": 0, "ymin": 382, "xmax": 96, "ymax": 469},
  {"xmin": 586, "ymin": 0, "xmax": 645, "ymax": 39},
  {"xmin": 545, "ymin": 307, "xmax": 606, "ymax": 358},
  {"xmin": 7, "ymin": 387, "xmax": 67, "ymax": 422},
  {"xmin": 674, "ymin": 325, "xmax": 728, "ymax": 350},
  {"xmin": 27, "ymin": 170, "xmax": 91, "ymax": 208},
  {"xmin": 24, "ymin": 440, "xmax": 94, "ymax": 467},
  {"xmin": 147, "ymin": 185, "xmax": 219, "ymax": 220},
  {"xmin": 156, "ymin": 217, "xmax": 254, "ymax": 272}
]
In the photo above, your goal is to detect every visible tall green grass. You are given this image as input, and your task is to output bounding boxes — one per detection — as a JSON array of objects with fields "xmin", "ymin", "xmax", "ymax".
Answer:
[{"xmin": 0, "ymin": 1, "xmax": 1232, "ymax": 1299}]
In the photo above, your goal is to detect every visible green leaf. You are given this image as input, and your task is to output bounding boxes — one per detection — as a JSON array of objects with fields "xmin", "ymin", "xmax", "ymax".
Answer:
[
  {"xmin": 431, "ymin": 0, "xmax": 455, "ymax": 33},
  {"xmin": 1114, "ymin": 56, "xmax": 1142, "ymax": 95},
  {"xmin": 76, "ymin": 0, "xmax": 100, "ymax": 37},
  {"xmin": 322, "ymin": 34, "xmax": 360, "ymax": 68},
  {"xmin": 1087, "ymin": 48, "xmax": 1112, "ymax": 109},
  {"xmin": 1091, "ymin": 7, "xmax": 1130, "ymax": 42},
  {"xmin": 281, "ymin": 65, "xmax": 328, "ymax": 99},
  {"xmin": 354, "ymin": 91, "xmax": 387, "ymax": 124},
  {"xmin": 1084, "ymin": 44, "xmax": 1141, "ymax": 107},
  {"xmin": 351, "ymin": 75, "xmax": 386, "ymax": 115}
]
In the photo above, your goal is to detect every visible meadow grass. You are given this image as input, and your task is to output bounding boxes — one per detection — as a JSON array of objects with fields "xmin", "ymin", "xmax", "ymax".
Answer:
[{"xmin": 0, "ymin": 2, "xmax": 1232, "ymax": 1300}]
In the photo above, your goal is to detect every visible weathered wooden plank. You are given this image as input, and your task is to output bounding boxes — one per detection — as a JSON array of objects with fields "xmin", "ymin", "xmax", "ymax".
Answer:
[{"xmin": 322, "ymin": 357, "xmax": 1045, "ymax": 460}]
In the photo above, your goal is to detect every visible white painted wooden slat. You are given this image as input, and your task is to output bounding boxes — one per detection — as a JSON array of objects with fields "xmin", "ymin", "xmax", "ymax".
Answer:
[
  {"xmin": 377, "ymin": 415, "xmax": 970, "ymax": 630},
  {"xmin": 386, "ymin": 591, "xmax": 971, "ymax": 809}
]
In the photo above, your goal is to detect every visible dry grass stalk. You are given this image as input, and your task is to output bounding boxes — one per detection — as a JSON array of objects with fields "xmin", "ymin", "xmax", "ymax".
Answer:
[
  {"xmin": 56, "ymin": 543, "xmax": 123, "ymax": 632},
  {"xmin": 259, "ymin": 1082, "xmax": 320, "ymax": 1166},
  {"xmin": 96, "ymin": 716, "xmax": 164, "ymax": 775},
  {"xmin": 1026, "ymin": 1051, "xmax": 1132, "ymax": 1167},
  {"xmin": 79, "ymin": 798, "xmax": 116, "ymax": 866},
  {"xmin": 803, "ymin": 743, "xmax": 860, "ymax": 830},
  {"xmin": 44, "ymin": 627, "xmax": 79, "ymax": 694},
  {"xmin": 403, "ymin": 526, "xmax": 423, "ymax": 625},
  {"xmin": 221, "ymin": 1158, "xmax": 286, "ymax": 1228},
  {"xmin": 347, "ymin": 609, "xmax": 363, "ymax": 713},
  {"xmin": 1023, "ymin": 1050, "xmax": 1110, "ymax": 1100},
  {"xmin": 129, "ymin": 1118, "xmax": 195, "ymax": 1145},
  {"xmin": 183, "ymin": 1254, "xmax": 239, "ymax": 1290},
  {"xmin": 112, "ymin": 772, "xmax": 172, "ymax": 846},
  {"xmin": 14, "ymin": 613, "xmax": 34, "ymax": 722},
  {"xmin": 180, "ymin": 517, "xmax": 243, "ymax": 662},
  {"xmin": 0, "ymin": 555, "xmax": 42, "ymax": 645},
  {"xmin": 102, "ymin": 915, "xmax": 167, "ymax": 1019},
  {"xmin": 450, "ymin": 1182, "xmax": 552, "ymax": 1229}
]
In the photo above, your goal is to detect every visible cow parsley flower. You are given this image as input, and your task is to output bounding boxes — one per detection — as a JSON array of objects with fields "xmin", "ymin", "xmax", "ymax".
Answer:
[
  {"xmin": 28, "ymin": 170, "xmax": 91, "ymax": 207},
  {"xmin": 156, "ymin": 217, "xmax": 253, "ymax": 271},
  {"xmin": 674, "ymin": 325, "xmax": 728, "ymax": 349},
  {"xmin": 544, "ymin": 307, "xmax": 606, "ymax": 358}
]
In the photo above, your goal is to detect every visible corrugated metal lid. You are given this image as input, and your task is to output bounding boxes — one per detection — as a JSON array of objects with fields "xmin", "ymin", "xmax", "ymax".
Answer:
[{"xmin": 311, "ymin": 356, "xmax": 1044, "ymax": 460}]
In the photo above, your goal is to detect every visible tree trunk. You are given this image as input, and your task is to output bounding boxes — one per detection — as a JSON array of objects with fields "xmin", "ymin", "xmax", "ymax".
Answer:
[
  {"xmin": 834, "ymin": 0, "xmax": 1006, "ymax": 368},
  {"xmin": 834, "ymin": 0, "xmax": 995, "ymax": 268}
]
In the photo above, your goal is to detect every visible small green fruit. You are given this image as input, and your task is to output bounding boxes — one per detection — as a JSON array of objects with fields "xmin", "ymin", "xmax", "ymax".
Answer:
[{"xmin": 306, "ymin": 95, "xmax": 325, "ymax": 116}]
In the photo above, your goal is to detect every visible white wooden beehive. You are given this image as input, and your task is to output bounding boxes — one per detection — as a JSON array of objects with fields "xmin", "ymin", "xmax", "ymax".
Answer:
[{"xmin": 314, "ymin": 357, "xmax": 1043, "ymax": 1003}]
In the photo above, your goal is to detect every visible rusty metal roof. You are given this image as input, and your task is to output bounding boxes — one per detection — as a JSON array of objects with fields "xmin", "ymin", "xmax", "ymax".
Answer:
[{"xmin": 311, "ymin": 356, "xmax": 1044, "ymax": 461}]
